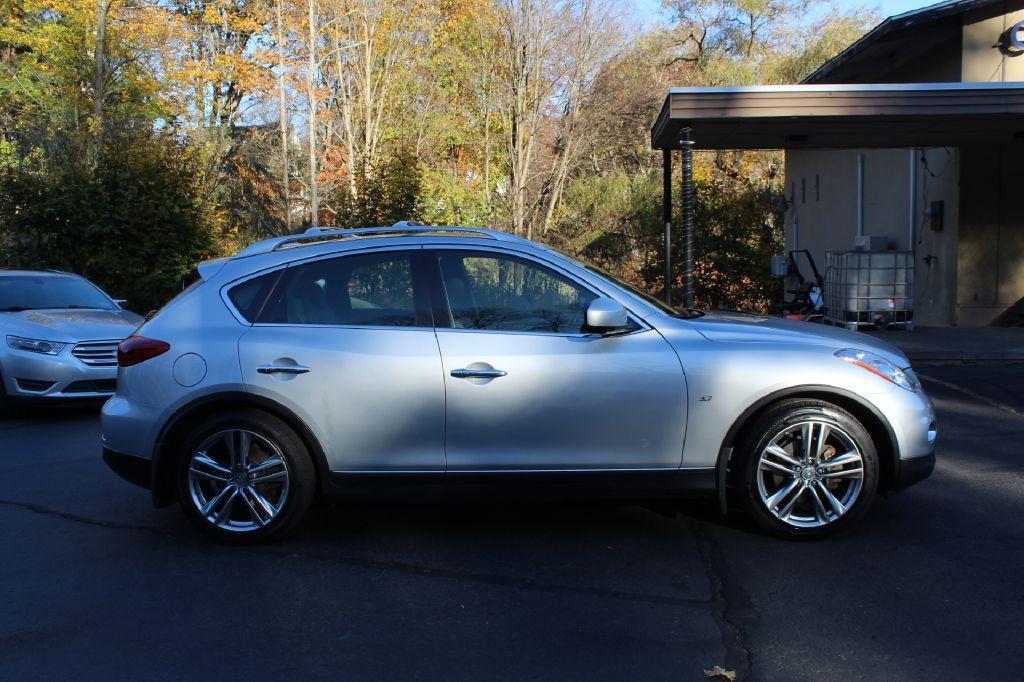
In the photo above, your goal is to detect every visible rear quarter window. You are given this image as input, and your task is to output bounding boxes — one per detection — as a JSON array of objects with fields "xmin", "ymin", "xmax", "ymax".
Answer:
[{"xmin": 227, "ymin": 270, "xmax": 282, "ymax": 323}]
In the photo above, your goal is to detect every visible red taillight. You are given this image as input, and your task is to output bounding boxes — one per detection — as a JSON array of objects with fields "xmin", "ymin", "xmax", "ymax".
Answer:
[{"xmin": 117, "ymin": 336, "xmax": 170, "ymax": 367}]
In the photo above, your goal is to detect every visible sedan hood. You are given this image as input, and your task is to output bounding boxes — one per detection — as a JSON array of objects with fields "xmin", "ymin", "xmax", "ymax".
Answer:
[
  {"xmin": 1, "ymin": 308, "xmax": 144, "ymax": 342},
  {"xmin": 682, "ymin": 311, "xmax": 910, "ymax": 366}
]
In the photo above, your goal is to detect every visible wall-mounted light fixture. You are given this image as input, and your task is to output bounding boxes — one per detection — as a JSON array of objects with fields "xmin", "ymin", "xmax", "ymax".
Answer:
[{"xmin": 996, "ymin": 19, "xmax": 1024, "ymax": 55}]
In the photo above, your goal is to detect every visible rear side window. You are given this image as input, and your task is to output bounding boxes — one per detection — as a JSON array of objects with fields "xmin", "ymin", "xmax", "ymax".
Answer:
[
  {"xmin": 259, "ymin": 251, "xmax": 426, "ymax": 327},
  {"xmin": 228, "ymin": 271, "xmax": 281, "ymax": 322}
]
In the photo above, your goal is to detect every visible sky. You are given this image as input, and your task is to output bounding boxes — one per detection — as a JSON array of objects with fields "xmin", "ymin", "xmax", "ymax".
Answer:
[{"xmin": 631, "ymin": 0, "xmax": 945, "ymax": 27}]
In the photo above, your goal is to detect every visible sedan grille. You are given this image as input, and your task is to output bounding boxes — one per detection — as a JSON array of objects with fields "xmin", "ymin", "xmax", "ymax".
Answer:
[{"xmin": 71, "ymin": 340, "xmax": 121, "ymax": 367}]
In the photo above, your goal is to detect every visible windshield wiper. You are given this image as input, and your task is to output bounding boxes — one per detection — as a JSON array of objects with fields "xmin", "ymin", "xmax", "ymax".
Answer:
[
  {"xmin": 36, "ymin": 305, "xmax": 105, "ymax": 310},
  {"xmin": 677, "ymin": 308, "xmax": 705, "ymax": 319}
]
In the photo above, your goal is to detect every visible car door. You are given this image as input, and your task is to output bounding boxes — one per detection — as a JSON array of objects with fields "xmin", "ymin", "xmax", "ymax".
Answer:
[
  {"xmin": 427, "ymin": 247, "xmax": 687, "ymax": 471},
  {"xmin": 236, "ymin": 248, "xmax": 446, "ymax": 472}
]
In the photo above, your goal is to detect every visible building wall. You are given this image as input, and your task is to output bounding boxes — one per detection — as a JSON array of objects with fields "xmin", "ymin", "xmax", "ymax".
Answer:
[
  {"xmin": 883, "ymin": 31, "xmax": 962, "ymax": 82},
  {"xmin": 783, "ymin": 4, "xmax": 1024, "ymax": 326},
  {"xmin": 956, "ymin": 6, "xmax": 1024, "ymax": 324},
  {"xmin": 962, "ymin": 5, "xmax": 1024, "ymax": 82},
  {"xmin": 784, "ymin": 148, "xmax": 960, "ymax": 325},
  {"xmin": 914, "ymin": 148, "xmax": 961, "ymax": 326},
  {"xmin": 957, "ymin": 144, "xmax": 1024, "ymax": 325}
]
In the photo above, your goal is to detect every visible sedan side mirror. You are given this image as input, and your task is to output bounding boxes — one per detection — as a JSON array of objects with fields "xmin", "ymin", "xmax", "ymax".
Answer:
[{"xmin": 586, "ymin": 297, "xmax": 629, "ymax": 334}]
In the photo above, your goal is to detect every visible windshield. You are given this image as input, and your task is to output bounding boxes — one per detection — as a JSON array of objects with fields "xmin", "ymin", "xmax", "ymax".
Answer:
[
  {"xmin": 0, "ymin": 275, "xmax": 117, "ymax": 312},
  {"xmin": 543, "ymin": 247, "xmax": 701, "ymax": 318}
]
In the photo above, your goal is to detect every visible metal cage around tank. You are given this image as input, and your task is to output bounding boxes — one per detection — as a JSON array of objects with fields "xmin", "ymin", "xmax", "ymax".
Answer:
[{"xmin": 823, "ymin": 251, "xmax": 914, "ymax": 331}]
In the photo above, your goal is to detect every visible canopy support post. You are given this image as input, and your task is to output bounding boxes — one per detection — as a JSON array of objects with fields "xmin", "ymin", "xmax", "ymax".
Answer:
[
  {"xmin": 662, "ymin": 147, "xmax": 672, "ymax": 305},
  {"xmin": 680, "ymin": 128, "xmax": 695, "ymax": 309}
]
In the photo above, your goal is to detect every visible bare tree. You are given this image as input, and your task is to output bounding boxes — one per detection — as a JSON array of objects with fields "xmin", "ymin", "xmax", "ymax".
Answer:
[
  {"xmin": 323, "ymin": 0, "xmax": 412, "ymax": 197},
  {"xmin": 275, "ymin": 0, "xmax": 292, "ymax": 230},
  {"xmin": 307, "ymin": 0, "xmax": 319, "ymax": 224},
  {"xmin": 496, "ymin": 0, "xmax": 618, "ymax": 238},
  {"xmin": 496, "ymin": 0, "xmax": 558, "ymax": 238},
  {"xmin": 93, "ymin": 0, "xmax": 113, "ymax": 152},
  {"xmin": 538, "ymin": 0, "xmax": 619, "ymax": 234}
]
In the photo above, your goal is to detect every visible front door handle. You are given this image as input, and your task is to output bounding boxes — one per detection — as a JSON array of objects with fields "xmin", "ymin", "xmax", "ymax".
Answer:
[
  {"xmin": 450, "ymin": 368, "xmax": 507, "ymax": 379},
  {"xmin": 257, "ymin": 364, "xmax": 311, "ymax": 375}
]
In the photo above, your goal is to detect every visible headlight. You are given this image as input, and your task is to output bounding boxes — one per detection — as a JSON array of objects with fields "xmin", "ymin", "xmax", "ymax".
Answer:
[
  {"xmin": 835, "ymin": 348, "xmax": 918, "ymax": 392},
  {"xmin": 6, "ymin": 335, "xmax": 67, "ymax": 355}
]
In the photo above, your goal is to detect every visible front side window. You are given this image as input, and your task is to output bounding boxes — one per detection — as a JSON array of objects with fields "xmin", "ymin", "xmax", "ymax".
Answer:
[
  {"xmin": 435, "ymin": 251, "xmax": 597, "ymax": 333},
  {"xmin": 260, "ymin": 251, "xmax": 421, "ymax": 327}
]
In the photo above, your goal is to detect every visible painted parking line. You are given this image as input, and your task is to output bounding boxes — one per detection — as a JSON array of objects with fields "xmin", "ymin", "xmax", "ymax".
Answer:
[{"xmin": 918, "ymin": 373, "xmax": 1024, "ymax": 420}]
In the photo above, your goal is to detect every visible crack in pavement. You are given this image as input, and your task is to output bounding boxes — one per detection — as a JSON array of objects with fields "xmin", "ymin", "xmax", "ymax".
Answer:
[
  {"xmin": 236, "ymin": 542, "xmax": 718, "ymax": 610},
  {"xmin": 0, "ymin": 499, "xmax": 172, "ymax": 535},
  {"xmin": 689, "ymin": 518, "xmax": 755, "ymax": 680},
  {"xmin": 0, "ymin": 497, "xmax": 718, "ymax": 612}
]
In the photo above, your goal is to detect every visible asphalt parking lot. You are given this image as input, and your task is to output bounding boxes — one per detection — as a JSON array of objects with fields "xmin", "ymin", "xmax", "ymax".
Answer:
[{"xmin": 1, "ymin": 364, "xmax": 1022, "ymax": 680}]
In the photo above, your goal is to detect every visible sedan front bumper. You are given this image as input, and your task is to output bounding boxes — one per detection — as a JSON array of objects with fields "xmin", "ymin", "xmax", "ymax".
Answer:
[{"xmin": 1, "ymin": 347, "xmax": 118, "ymax": 400}]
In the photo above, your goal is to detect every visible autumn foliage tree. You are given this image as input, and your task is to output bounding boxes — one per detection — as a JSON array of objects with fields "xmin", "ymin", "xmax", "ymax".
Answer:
[{"xmin": 0, "ymin": 0, "xmax": 875, "ymax": 311}]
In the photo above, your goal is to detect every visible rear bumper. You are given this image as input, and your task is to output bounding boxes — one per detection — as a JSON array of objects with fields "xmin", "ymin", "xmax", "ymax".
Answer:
[
  {"xmin": 103, "ymin": 447, "xmax": 151, "ymax": 490},
  {"xmin": 891, "ymin": 452, "xmax": 935, "ymax": 491}
]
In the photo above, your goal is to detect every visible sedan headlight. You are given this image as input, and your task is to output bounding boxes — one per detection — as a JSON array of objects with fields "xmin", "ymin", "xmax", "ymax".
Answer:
[
  {"xmin": 6, "ymin": 335, "xmax": 67, "ymax": 355},
  {"xmin": 835, "ymin": 348, "xmax": 918, "ymax": 392}
]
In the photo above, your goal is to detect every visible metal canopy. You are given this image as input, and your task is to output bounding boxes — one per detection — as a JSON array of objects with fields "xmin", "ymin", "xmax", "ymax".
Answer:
[{"xmin": 651, "ymin": 82, "xmax": 1024, "ymax": 151}]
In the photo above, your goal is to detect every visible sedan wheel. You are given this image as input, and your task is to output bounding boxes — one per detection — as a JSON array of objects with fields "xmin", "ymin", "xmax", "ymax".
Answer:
[{"xmin": 737, "ymin": 399, "xmax": 879, "ymax": 538}]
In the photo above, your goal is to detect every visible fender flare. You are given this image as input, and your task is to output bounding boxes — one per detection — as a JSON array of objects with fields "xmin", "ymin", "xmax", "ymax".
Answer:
[
  {"xmin": 714, "ymin": 384, "xmax": 900, "ymax": 513},
  {"xmin": 150, "ymin": 391, "xmax": 330, "ymax": 507}
]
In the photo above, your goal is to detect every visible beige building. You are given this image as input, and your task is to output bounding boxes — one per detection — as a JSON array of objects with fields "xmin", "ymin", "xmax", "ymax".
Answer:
[
  {"xmin": 652, "ymin": 0, "xmax": 1024, "ymax": 326},
  {"xmin": 790, "ymin": 0, "xmax": 1024, "ymax": 326}
]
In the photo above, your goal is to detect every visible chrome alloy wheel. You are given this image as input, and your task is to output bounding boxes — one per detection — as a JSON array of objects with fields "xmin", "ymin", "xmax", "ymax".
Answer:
[
  {"xmin": 755, "ymin": 420, "xmax": 864, "ymax": 528},
  {"xmin": 187, "ymin": 429, "xmax": 290, "ymax": 533}
]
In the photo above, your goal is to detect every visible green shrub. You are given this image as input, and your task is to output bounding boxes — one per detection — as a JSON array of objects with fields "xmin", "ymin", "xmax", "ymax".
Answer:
[{"xmin": 0, "ymin": 133, "xmax": 230, "ymax": 313}]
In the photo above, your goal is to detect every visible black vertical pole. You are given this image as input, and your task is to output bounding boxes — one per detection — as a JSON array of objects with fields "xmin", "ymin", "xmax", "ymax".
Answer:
[
  {"xmin": 680, "ymin": 128, "xmax": 695, "ymax": 309},
  {"xmin": 662, "ymin": 147, "xmax": 672, "ymax": 305}
]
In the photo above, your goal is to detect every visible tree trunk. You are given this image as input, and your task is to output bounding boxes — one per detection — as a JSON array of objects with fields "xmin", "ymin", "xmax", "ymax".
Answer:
[
  {"xmin": 92, "ymin": 0, "xmax": 109, "ymax": 152},
  {"xmin": 276, "ymin": 0, "xmax": 291, "ymax": 232},
  {"xmin": 307, "ymin": 0, "xmax": 318, "ymax": 225}
]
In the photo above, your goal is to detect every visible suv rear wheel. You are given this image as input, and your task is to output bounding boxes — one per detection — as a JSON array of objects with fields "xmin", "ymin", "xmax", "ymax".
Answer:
[
  {"xmin": 176, "ymin": 409, "xmax": 315, "ymax": 543},
  {"xmin": 735, "ymin": 399, "xmax": 879, "ymax": 538}
]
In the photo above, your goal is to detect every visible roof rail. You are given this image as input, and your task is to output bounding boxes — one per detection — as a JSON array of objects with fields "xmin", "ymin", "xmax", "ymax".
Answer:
[{"xmin": 232, "ymin": 224, "xmax": 527, "ymax": 259}]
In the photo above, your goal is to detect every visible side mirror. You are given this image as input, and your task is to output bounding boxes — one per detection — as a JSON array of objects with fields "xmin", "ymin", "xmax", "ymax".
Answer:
[{"xmin": 586, "ymin": 297, "xmax": 629, "ymax": 333}]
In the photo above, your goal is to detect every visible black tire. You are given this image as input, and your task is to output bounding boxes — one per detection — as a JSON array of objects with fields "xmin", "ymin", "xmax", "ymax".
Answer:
[
  {"xmin": 175, "ymin": 408, "xmax": 316, "ymax": 544},
  {"xmin": 734, "ymin": 399, "xmax": 879, "ymax": 539}
]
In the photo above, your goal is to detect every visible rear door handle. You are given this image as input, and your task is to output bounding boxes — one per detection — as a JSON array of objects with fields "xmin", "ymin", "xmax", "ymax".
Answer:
[
  {"xmin": 450, "ymin": 368, "xmax": 507, "ymax": 379},
  {"xmin": 257, "ymin": 364, "xmax": 311, "ymax": 375}
]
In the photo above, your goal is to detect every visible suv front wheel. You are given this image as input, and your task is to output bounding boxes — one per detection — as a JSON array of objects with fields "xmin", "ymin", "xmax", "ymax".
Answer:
[
  {"xmin": 176, "ymin": 409, "xmax": 315, "ymax": 543},
  {"xmin": 735, "ymin": 399, "xmax": 879, "ymax": 538}
]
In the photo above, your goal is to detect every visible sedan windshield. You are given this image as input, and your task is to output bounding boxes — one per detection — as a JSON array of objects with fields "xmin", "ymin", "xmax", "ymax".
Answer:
[{"xmin": 0, "ymin": 275, "xmax": 116, "ymax": 312}]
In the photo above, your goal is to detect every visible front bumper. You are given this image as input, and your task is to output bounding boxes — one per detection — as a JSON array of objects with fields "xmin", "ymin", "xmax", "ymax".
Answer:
[
  {"xmin": 2, "ymin": 348, "xmax": 117, "ymax": 400},
  {"xmin": 891, "ymin": 451, "xmax": 936, "ymax": 490},
  {"xmin": 103, "ymin": 447, "xmax": 152, "ymax": 490}
]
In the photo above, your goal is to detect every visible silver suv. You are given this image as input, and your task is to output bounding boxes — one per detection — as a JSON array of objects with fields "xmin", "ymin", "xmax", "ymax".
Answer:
[{"xmin": 101, "ymin": 226, "xmax": 936, "ymax": 542}]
